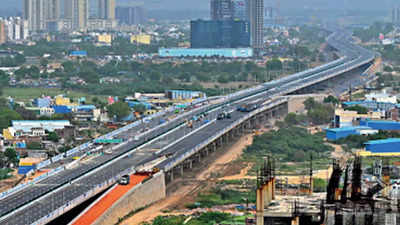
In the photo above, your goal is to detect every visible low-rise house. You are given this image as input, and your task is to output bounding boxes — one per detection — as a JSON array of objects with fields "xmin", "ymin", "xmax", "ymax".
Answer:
[{"xmin": 3, "ymin": 120, "xmax": 72, "ymax": 140}]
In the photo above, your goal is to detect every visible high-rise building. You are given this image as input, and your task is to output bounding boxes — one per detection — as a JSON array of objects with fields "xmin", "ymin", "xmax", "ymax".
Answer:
[
  {"xmin": 5, "ymin": 20, "xmax": 14, "ymax": 41},
  {"xmin": 0, "ymin": 17, "xmax": 30, "ymax": 42},
  {"xmin": 115, "ymin": 6, "xmax": 146, "ymax": 25},
  {"xmin": 64, "ymin": 0, "xmax": 88, "ymax": 30},
  {"xmin": 89, "ymin": 0, "xmax": 99, "ymax": 19},
  {"xmin": 24, "ymin": 0, "xmax": 46, "ymax": 31},
  {"xmin": 24, "ymin": 0, "xmax": 60, "ymax": 32},
  {"xmin": 392, "ymin": 6, "xmax": 400, "ymax": 25},
  {"xmin": 246, "ymin": 0, "xmax": 264, "ymax": 50},
  {"xmin": 0, "ymin": 20, "xmax": 6, "ymax": 44},
  {"xmin": 191, "ymin": 19, "xmax": 250, "ymax": 48},
  {"xmin": 210, "ymin": 0, "xmax": 234, "ymax": 20},
  {"xmin": 98, "ymin": 0, "xmax": 115, "ymax": 20},
  {"xmin": 233, "ymin": 0, "xmax": 247, "ymax": 21},
  {"xmin": 47, "ymin": 0, "xmax": 60, "ymax": 20}
]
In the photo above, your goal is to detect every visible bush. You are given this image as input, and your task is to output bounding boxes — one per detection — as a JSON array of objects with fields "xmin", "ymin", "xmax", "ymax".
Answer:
[
  {"xmin": 27, "ymin": 142, "xmax": 42, "ymax": 150},
  {"xmin": 244, "ymin": 126, "xmax": 333, "ymax": 162},
  {"xmin": 313, "ymin": 178, "xmax": 327, "ymax": 192},
  {"xmin": 344, "ymin": 105, "xmax": 368, "ymax": 114}
]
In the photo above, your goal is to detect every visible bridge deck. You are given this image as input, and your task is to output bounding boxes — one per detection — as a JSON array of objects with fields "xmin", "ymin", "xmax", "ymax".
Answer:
[{"xmin": 70, "ymin": 174, "xmax": 149, "ymax": 225}]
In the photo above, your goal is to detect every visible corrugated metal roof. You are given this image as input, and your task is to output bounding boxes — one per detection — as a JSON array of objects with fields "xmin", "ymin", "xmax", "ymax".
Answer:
[
  {"xmin": 365, "ymin": 138, "xmax": 400, "ymax": 145},
  {"xmin": 366, "ymin": 120, "xmax": 400, "ymax": 124},
  {"xmin": 326, "ymin": 126, "xmax": 371, "ymax": 132},
  {"xmin": 12, "ymin": 120, "xmax": 70, "ymax": 124}
]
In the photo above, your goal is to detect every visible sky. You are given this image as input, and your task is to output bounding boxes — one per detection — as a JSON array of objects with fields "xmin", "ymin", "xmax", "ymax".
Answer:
[{"xmin": 2, "ymin": 0, "xmax": 399, "ymax": 11}]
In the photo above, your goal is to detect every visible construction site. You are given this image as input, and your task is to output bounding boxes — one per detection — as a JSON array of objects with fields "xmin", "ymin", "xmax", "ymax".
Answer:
[{"xmin": 253, "ymin": 153, "xmax": 400, "ymax": 225}]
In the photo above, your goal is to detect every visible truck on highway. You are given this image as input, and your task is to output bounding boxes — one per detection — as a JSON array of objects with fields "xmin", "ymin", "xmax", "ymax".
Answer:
[{"xmin": 237, "ymin": 100, "xmax": 259, "ymax": 112}]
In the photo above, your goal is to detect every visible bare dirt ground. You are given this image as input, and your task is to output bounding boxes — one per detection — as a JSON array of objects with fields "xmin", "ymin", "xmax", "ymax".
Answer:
[
  {"xmin": 0, "ymin": 170, "xmax": 23, "ymax": 193},
  {"xmin": 121, "ymin": 133, "xmax": 255, "ymax": 225}
]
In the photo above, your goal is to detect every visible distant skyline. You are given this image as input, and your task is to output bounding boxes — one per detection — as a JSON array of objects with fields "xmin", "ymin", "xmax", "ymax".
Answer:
[{"xmin": 2, "ymin": 0, "xmax": 400, "ymax": 14}]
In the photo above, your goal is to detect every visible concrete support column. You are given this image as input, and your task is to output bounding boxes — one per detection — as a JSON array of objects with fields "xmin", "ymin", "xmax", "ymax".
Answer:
[
  {"xmin": 268, "ymin": 180, "xmax": 273, "ymax": 204},
  {"xmin": 272, "ymin": 178, "xmax": 276, "ymax": 200},
  {"xmin": 256, "ymin": 188, "xmax": 265, "ymax": 225},
  {"xmin": 198, "ymin": 153, "xmax": 201, "ymax": 162},
  {"xmin": 263, "ymin": 184, "xmax": 270, "ymax": 207},
  {"xmin": 180, "ymin": 166, "xmax": 184, "ymax": 176},
  {"xmin": 189, "ymin": 160, "xmax": 193, "ymax": 169},
  {"xmin": 170, "ymin": 170, "xmax": 174, "ymax": 181},
  {"xmin": 291, "ymin": 217, "xmax": 299, "ymax": 225}
]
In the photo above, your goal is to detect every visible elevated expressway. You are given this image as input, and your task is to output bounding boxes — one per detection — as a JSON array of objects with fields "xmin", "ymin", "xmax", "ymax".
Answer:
[{"xmin": 0, "ymin": 32, "xmax": 375, "ymax": 225}]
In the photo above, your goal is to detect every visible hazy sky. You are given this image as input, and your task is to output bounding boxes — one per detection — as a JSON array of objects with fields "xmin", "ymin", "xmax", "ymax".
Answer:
[{"xmin": 3, "ymin": 0, "xmax": 399, "ymax": 11}]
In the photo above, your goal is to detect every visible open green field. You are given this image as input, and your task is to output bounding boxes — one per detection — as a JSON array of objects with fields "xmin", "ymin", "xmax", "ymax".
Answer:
[{"xmin": 2, "ymin": 88, "xmax": 107, "ymax": 103}]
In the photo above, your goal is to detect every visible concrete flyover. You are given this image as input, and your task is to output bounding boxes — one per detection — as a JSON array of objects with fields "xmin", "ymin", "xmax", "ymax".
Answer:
[{"xmin": 0, "ymin": 30, "xmax": 376, "ymax": 225}]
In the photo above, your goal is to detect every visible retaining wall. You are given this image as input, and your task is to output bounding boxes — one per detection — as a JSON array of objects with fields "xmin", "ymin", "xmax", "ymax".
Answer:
[{"xmin": 93, "ymin": 172, "xmax": 166, "ymax": 225}]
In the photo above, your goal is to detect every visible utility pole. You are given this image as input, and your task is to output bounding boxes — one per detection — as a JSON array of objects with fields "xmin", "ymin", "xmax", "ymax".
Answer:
[{"xmin": 309, "ymin": 154, "xmax": 313, "ymax": 195}]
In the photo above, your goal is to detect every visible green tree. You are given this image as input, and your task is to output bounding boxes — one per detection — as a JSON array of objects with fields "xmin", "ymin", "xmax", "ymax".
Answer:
[
  {"xmin": 0, "ymin": 152, "xmax": 6, "ymax": 168},
  {"xmin": 5, "ymin": 148, "xmax": 18, "ymax": 165},
  {"xmin": 284, "ymin": 113, "xmax": 299, "ymax": 126},
  {"xmin": 304, "ymin": 97, "xmax": 317, "ymax": 110},
  {"xmin": 324, "ymin": 95, "xmax": 339, "ymax": 105},
  {"xmin": 107, "ymin": 101, "xmax": 131, "ymax": 120},
  {"xmin": 133, "ymin": 103, "xmax": 146, "ymax": 115},
  {"xmin": 266, "ymin": 58, "xmax": 283, "ymax": 71},
  {"xmin": 47, "ymin": 131, "xmax": 60, "ymax": 143},
  {"xmin": 313, "ymin": 178, "xmax": 327, "ymax": 192},
  {"xmin": 0, "ymin": 108, "xmax": 22, "ymax": 130}
]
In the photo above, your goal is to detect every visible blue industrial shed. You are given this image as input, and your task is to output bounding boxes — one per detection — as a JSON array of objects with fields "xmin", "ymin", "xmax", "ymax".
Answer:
[
  {"xmin": 360, "ymin": 120, "xmax": 400, "ymax": 131},
  {"xmin": 52, "ymin": 105, "xmax": 72, "ymax": 114},
  {"xmin": 127, "ymin": 101, "xmax": 152, "ymax": 110},
  {"xmin": 365, "ymin": 139, "xmax": 400, "ymax": 153},
  {"xmin": 325, "ymin": 126, "xmax": 372, "ymax": 141},
  {"xmin": 69, "ymin": 51, "xmax": 87, "ymax": 57}
]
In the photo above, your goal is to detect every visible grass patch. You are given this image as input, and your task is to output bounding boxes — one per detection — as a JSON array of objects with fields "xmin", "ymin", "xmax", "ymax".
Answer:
[
  {"xmin": 352, "ymin": 91, "xmax": 365, "ymax": 99},
  {"xmin": 3, "ymin": 87, "xmax": 107, "ymax": 103},
  {"xmin": 217, "ymin": 179, "xmax": 255, "ymax": 185},
  {"xmin": 193, "ymin": 188, "xmax": 255, "ymax": 208},
  {"xmin": 142, "ymin": 212, "xmax": 248, "ymax": 225},
  {"xmin": 0, "ymin": 168, "xmax": 13, "ymax": 180}
]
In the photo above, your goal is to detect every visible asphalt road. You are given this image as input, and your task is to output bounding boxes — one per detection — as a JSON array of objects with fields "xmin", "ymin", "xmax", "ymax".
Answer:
[{"xmin": 0, "ymin": 31, "xmax": 376, "ymax": 225}]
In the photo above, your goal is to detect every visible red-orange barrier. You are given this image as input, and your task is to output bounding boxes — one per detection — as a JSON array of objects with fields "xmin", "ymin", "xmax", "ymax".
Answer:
[{"xmin": 71, "ymin": 174, "xmax": 149, "ymax": 225}]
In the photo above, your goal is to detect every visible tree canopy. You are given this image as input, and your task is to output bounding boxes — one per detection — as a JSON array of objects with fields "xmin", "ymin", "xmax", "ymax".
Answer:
[{"xmin": 106, "ymin": 102, "xmax": 131, "ymax": 120}]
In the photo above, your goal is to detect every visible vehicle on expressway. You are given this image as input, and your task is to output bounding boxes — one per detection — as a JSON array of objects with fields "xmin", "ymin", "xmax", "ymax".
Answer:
[
  {"xmin": 104, "ymin": 149, "xmax": 112, "ymax": 155},
  {"xmin": 118, "ymin": 175, "xmax": 130, "ymax": 185},
  {"xmin": 217, "ymin": 111, "xmax": 231, "ymax": 120},
  {"xmin": 237, "ymin": 100, "xmax": 259, "ymax": 112}
]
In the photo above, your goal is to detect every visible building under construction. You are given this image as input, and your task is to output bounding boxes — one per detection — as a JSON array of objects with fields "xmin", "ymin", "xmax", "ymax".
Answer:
[{"xmin": 254, "ymin": 156, "xmax": 400, "ymax": 225}]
